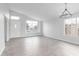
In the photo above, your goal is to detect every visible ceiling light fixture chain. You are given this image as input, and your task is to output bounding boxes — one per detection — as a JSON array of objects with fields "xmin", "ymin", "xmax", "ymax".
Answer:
[{"xmin": 65, "ymin": 3, "xmax": 67, "ymax": 10}]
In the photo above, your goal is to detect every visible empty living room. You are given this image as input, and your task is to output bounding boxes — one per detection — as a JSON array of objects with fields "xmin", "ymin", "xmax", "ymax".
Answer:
[{"xmin": 0, "ymin": 0, "xmax": 79, "ymax": 59}]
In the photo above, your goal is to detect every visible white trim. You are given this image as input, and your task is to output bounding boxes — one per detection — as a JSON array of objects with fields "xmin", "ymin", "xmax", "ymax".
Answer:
[
  {"xmin": 0, "ymin": 46, "xmax": 5, "ymax": 56},
  {"xmin": 44, "ymin": 35, "xmax": 79, "ymax": 45}
]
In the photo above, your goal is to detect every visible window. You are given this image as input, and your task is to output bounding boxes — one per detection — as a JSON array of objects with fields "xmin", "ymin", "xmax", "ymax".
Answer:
[
  {"xmin": 26, "ymin": 20, "xmax": 38, "ymax": 32},
  {"xmin": 65, "ymin": 17, "xmax": 79, "ymax": 36}
]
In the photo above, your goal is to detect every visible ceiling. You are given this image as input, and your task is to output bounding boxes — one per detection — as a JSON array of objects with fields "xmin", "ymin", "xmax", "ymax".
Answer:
[{"xmin": 8, "ymin": 3, "xmax": 79, "ymax": 21}]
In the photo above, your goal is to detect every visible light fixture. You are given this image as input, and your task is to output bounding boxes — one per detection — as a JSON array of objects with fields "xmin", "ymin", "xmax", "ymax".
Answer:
[
  {"xmin": 11, "ymin": 16, "xmax": 20, "ymax": 20},
  {"xmin": 60, "ymin": 3, "xmax": 72, "ymax": 18}
]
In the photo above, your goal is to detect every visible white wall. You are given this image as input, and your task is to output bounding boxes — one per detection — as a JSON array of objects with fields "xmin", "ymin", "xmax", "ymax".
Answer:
[
  {"xmin": 43, "ymin": 17, "xmax": 79, "ymax": 45},
  {"xmin": 0, "ymin": 4, "xmax": 10, "ymax": 55},
  {"xmin": 0, "ymin": 14, "xmax": 5, "ymax": 55},
  {"xmin": 10, "ymin": 10, "xmax": 42, "ymax": 38},
  {"xmin": 10, "ymin": 20, "xmax": 21, "ymax": 38}
]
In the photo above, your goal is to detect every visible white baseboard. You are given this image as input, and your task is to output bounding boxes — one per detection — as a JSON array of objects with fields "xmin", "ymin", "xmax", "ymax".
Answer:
[
  {"xmin": 0, "ymin": 46, "xmax": 5, "ymax": 56},
  {"xmin": 44, "ymin": 35, "xmax": 79, "ymax": 45},
  {"xmin": 10, "ymin": 34, "xmax": 43, "ymax": 39}
]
